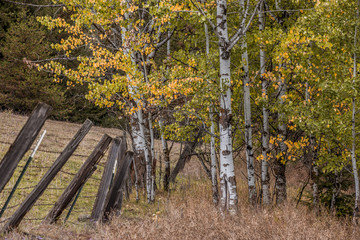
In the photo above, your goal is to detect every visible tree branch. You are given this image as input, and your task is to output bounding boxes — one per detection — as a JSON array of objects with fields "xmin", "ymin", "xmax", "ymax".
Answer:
[
  {"xmin": 189, "ymin": 0, "xmax": 222, "ymax": 41},
  {"xmin": 3, "ymin": 0, "xmax": 65, "ymax": 8},
  {"xmin": 227, "ymin": 0, "xmax": 262, "ymax": 51},
  {"xmin": 92, "ymin": 23, "xmax": 119, "ymax": 50}
]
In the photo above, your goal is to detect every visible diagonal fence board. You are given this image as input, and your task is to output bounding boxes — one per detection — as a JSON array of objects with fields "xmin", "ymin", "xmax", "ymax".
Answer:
[
  {"xmin": 43, "ymin": 134, "xmax": 113, "ymax": 224},
  {"xmin": 91, "ymin": 136, "xmax": 122, "ymax": 222},
  {"xmin": 1, "ymin": 119, "xmax": 93, "ymax": 233},
  {"xmin": 104, "ymin": 151, "xmax": 134, "ymax": 220},
  {"xmin": 103, "ymin": 137, "xmax": 127, "ymax": 218},
  {"xmin": 0, "ymin": 103, "xmax": 52, "ymax": 193}
]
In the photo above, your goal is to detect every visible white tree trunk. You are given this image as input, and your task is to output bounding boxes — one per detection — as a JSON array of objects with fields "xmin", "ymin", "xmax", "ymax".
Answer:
[
  {"xmin": 159, "ymin": 27, "xmax": 172, "ymax": 193},
  {"xmin": 352, "ymin": 1, "xmax": 360, "ymax": 220},
  {"xmin": 121, "ymin": 21, "xmax": 152, "ymax": 203},
  {"xmin": 210, "ymin": 107, "xmax": 220, "ymax": 205},
  {"xmin": 205, "ymin": 22, "xmax": 219, "ymax": 205},
  {"xmin": 217, "ymin": 0, "xmax": 238, "ymax": 213},
  {"xmin": 242, "ymin": 36, "xmax": 256, "ymax": 206},
  {"xmin": 159, "ymin": 119, "xmax": 170, "ymax": 192},
  {"xmin": 240, "ymin": 0, "xmax": 256, "ymax": 205},
  {"xmin": 259, "ymin": 2, "xmax": 270, "ymax": 205},
  {"xmin": 148, "ymin": 115, "xmax": 156, "ymax": 202},
  {"xmin": 136, "ymin": 108, "xmax": 152, "ymax": 203}
]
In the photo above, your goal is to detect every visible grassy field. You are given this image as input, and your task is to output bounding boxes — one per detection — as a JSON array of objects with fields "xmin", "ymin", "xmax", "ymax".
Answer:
[{"xmin": 0, "ymin": 110, "xmax": 359, "ymax": 239}]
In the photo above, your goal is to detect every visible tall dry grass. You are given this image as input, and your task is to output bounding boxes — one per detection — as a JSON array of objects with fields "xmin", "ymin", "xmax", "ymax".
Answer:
[
  {"xmin": 1, "ymin": 111, "xmax": 360, "ymax": 239},
  {"xmin": 5, "ymin": 180, "xmax": 359, "ymax": 240}
]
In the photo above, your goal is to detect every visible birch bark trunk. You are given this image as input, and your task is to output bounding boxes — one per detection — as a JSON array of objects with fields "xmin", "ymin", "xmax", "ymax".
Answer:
[
  {"xmin": 205, "ymin": 22, "xmax": 219, "ymax": 205},
  {"xmin": 240, "ymin": 0, "xmax": 256, "ymax": 206},
  {"xmin": 352, "ymin": 0, "xmax": 360, "ymax": 221},
  {"xmin": 160, "ymin": 27, "xmax": 171, "ymax": 192},
  {"xmin": 217, "ymin": 0, "xmax": 238, "ymax": 213},
  {"xmin": 121, "ymin": 20, "xmax": 152, "ymax": 203},
  {"xmin": 159, "ymin": 119, "xmax": 170, "ymax": 192},
  {"xmin": 148, "ymin": 115, "xmax": 156, "ymax": 202},
  {"xmin": 259, "ymin": 1, "xmax": 270, "ymax": 205}
]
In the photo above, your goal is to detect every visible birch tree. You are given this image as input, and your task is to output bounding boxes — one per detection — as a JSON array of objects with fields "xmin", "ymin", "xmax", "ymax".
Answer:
[
  {"xmin": 351, "ymin": 0, "xmax": 360, "ymax": 221},
  {"xmin": 215, "ymin": 0, "xmax": 259, "ymax": 213},
  {"xmin": 258, "ymin": 1, "xmax": 270, "ymax": 205},
  {"xmin": 38, "ymin": 0, "xmax": 182, "ymax": 203},
  {"xmin": 240, "ymin": 0, "xmax": 256, "ymax": 206},
  {"xmin": 205, "ymin": 22, "xmax": 219, "ymax": 205}
]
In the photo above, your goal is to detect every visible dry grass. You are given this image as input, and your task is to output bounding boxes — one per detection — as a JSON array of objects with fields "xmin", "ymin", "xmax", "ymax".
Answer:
[
  {"xmin": 0, "ymin": 110, "xmax": 359, "ymax": 239},
  {"xmin": 0, "ymin": 110, "xmax": 124, "ymax": 228}
]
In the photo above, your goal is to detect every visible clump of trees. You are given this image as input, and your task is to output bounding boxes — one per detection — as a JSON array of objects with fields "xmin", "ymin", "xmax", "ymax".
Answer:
[{"xmin": 4, "ymin": 0, "xmax": 360, "ymax": 219}]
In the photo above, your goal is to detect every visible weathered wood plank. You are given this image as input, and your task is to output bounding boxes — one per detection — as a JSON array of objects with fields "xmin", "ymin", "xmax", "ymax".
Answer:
[
  {"xmin": 104, "ymin": 151, "xmax": 134, "ymax": 221},
  {"xmin": 103, "ymin": 137, "xmax": 127, "ymax": 218},
  {"xmin": 1, "ymin": 119, "xmax": 93, "ymax": 233},
  {"xmin": 0, "ymin": 103, "xmax": 52, "ymax": 193},
  {"xmin": 91, "ymin": 136, "xmax": 122, "ymax": 222},
  {"xmin": 43, "ymin": 134, "xmax": 112, "ymax": 224}
]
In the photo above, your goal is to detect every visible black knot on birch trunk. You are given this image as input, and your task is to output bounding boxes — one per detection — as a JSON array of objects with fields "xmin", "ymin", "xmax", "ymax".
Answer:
[
  {"xmin": 222, "ymin": 150, "xmax": 231, "ymax": 156},
  {"xmin": 220, "ymin": 110, "xmax": 232, "ymax": 129},
  {"xmin": 221, "ymin": 50, "xmax": 230, "ymax": 60}
]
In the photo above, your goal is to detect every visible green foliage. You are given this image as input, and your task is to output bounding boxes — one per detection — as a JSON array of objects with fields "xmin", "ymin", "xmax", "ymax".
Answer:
[
  {"xmin": 307, "ymin": 168, "xmax": 354, "ymax": 217},
  {"xmin": 0, "ymin": 9, "xmax": 68, "ymax": 117},
  {"xmin": 0, "ymin": 1, "xmax": 122, "ymax": 126}
]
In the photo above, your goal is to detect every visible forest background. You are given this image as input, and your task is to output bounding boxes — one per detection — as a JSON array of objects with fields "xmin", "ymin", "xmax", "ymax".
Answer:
[{"xmin": 1, "ymin": 0, "xmax": 360, "ymax": 226}]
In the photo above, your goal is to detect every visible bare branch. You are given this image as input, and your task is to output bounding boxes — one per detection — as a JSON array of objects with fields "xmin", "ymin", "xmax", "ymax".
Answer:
[
  {"xmin": 189, "ymin": 0, "xmax": 222, "ymax": 41},
  {"xmin": 92, "ymin": 23, "xmax": 119, "ymax": 50},
  {"xmin": 147, "ymin": 28, "xmax": 176, "ymax": 60},
  {"xmin": 227, "ymin": 0, "xmax": 261, "ymax": 51},
  {"xmin": 3, "ymin": 0, "xmax": 65, "ymax": 8}
]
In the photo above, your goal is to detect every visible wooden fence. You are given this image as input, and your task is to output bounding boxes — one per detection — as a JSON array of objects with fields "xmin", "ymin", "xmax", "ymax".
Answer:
[{"xmin": 0, "ymin": 103, "xmax": 134, "ymax": 233}]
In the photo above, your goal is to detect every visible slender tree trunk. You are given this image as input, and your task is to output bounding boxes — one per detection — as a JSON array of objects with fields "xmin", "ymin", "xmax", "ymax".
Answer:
[
  {"xmin": 240, "ymin": 0, "xmax": 256, "ymax": 206},
  {"xmin": 121, "ymin": 22, "xmax": 152, "ymax": 203},
  {"xmin": 242, "ymin": 39, "xmax": 256, "ymax": 205},
  {"xmin": 158, "ymin": 154, "xmax": 162, "ymax": 188},
  {"xmin": 275, "ymin": 63, "xmax": 287, "ymax": 205},
  {"xmin": 274, "ymin": 0, "xmax": 287, "ymax": 206},
  {"xmin": 137, "ymin": 109, "xmax": 152, "ymax": 203},
  {"xmin": 210, "ymin": 107, "xmax": 220, "ymax": 205},
  {"xmin": 133, "ymin": 156, "xmax": 139, "ymax": 202},
  {"xmin": 217, "ymin": 0, "xmax": 238, "ymax": 213},
  {"xmin": 205, "ymin": 22, "xmax": 219, "ymax": 205},
  {"xmin": 330, "ymin": 170, "xmax": 340, "ymax": 214},
  {"xmin": 259, "ymin": 2, "xmax": 270, "ymax": 205},
  {"xmin": 148, "ymin": 115, "xmax": 156, "ymax": 202},
  {"xmin": 352, "ymin": 0, "xmax": 360, "ymax": 222},
  {"xmin": 160, "ymin": 29, "xmax": 172, "ymax": 193},
  {"xmin": 305, "ymin": 80, "xmax": 319, "ymax": 212},
  {"xmin": 159, "ymin": 119, "xmax": 170, "ymax": 192},
  {"xmin": 310, "ymin": 135, "xmax": 319, "ymax": 212}
]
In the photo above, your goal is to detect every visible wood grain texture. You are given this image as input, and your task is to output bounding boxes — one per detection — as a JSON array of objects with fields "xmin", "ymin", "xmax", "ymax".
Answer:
[
  {"xmin": 0, "ymin": 103, "xmax": 52, "ymax": 193},
  {"xmin": 91, "ymin": 137, "xmax": 122, "ymax": 222},
  {"xmin": 44, "ymin": 134, "xmax": 112, "ymax": 224},
  {"xmin": 104, "ymin": 151, "xmax": 134, "ymax": 220},
  {"xmin": 2, "ymin": 119, "xmax": 93, "ymax": 233}
]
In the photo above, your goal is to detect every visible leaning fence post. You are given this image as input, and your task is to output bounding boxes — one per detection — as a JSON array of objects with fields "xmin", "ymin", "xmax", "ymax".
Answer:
[
  {"xmin": 104, "ymin": 152, "xmax": 134, "ymax": 220},
  {"xmin": 0, "ymin": 103, "xmax": 52, "ymax": 193},
  {"xmin": 91, "ymin": 137, "xmax": 122, "ymax": 222},
  {"xmin": 43, "ymin": 134, "xmax": 112, "ymax": 224},
  {"xmin": 0, "ymin": 130, "xmax": 47, "ymax": 218},
  {"xmin": 1, "ymin": 119, "xmax": 93, "ymax": 233}
]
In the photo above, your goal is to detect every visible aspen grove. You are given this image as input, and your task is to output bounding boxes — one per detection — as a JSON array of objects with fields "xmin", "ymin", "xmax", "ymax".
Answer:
[{"xmin": 26, "ymin": 0, "xmax": 360, "ymax": 218}]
